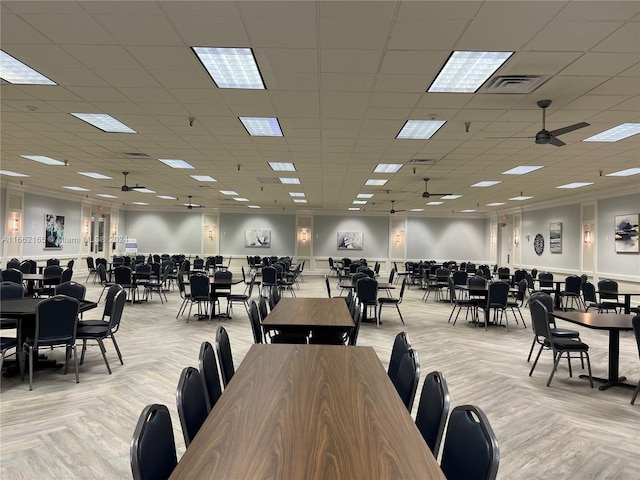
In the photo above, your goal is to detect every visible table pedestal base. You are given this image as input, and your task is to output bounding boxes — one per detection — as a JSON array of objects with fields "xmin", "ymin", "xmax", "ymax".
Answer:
[{"xmin": 579, "ymin": 374, "xmax": 636, "ymax": 391}]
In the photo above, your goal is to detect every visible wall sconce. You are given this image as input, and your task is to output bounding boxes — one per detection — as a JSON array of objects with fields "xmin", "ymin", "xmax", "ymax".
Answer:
[
  {"xmin": 208, "ymin": 229, "xmax": 213, "ymax": 239},
  {"xmin": 395, "ymin": 233, "xmax": 401, "ymax": 246},
  {"xmin": 302, "ymin": 230, "xmax": 307, "ymax": 242},
  {"xmin": 490, "ymin": 232, "xmax": 497, "ymax": 246},
  {"xmin": 514, "ymin": 230, "xmax": 520, "ymax": 246},
  {"xmin": 84, "ymin": 223, "xmax": 89, "ymax": 235},
  {"xmin": 584, "ymin": 230, "xmax": 591, "ymax": 244},
  {"xmin": 12, "ymin": 218, "xmax": 19, "ymax": 231}
]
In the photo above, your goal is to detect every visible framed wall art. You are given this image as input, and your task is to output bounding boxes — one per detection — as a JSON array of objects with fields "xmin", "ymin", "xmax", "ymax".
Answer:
[
  {"xmin": 614, "ymin": 213, "xmax": 639, "ymax": 253},
  {"xmin": 45, "ymin": 213, "xmax": 65, "ymax": 248},
  {"xmin": 549, "ymin": 222, "xmax": 562, "ymax": 253},
  {"xmin": 337, "ymin": 231, "xmax": 363, "ymax": 250},
  {"xmin": 245, "ymin": 229, "xmax": 271, "ymax": 248}
]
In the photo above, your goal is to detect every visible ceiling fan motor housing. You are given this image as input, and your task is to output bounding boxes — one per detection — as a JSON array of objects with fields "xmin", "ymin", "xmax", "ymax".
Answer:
[{"xmin": 535, "ymin": 130, "xmax": 552, "ymax": 144}]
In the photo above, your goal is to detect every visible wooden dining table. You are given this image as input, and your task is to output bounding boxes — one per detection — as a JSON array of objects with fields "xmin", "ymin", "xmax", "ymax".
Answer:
[
  {"xmin": 552, "ymin": 310, "xmax": 635, "ymax": 391},
  {"xmin": 169, "ymin": 344, "xmax": 445, "ymax": 480},
  {"xmin": 596, "ymin": 290, "xmax": 640, "ymax": 315}
]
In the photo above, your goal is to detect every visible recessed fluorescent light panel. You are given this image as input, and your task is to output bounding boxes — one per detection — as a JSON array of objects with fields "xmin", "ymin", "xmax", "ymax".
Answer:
[
  {"xmin": 486, "ymin": 202, "xmax": 505, "ymax": 206},
  {"xmin": 374, "ymin": 164, "xmax": 403, "ymax": 173},
  {"xmin": 289, "ymin": 192, "xmax": 305, "ymax": 197},
  {"xmin": 239, "ymin": 117, "xmax": 283, "ymax": 137},
  {"xmin": 184, "ymin": 202, "xmax": 201, "ymax": 207},
  {"xmin": 606, "ymin": 167, "xmax": 640, "ymax": 177},
  {"xmin": 279, "ymin": 177, "xmax": 300, "ymax": 184},
  {"xmin": 234, "ymin": 197, "xmax": 249, "ymax": 202},
  {"xmin": 426, "ymin": 201, "xmax": 444, "ymax": 206},
  {"xmin": 428, "ymin": 51, "xmax": 513, "ymax": 93},
  {"xmin": 556, "ymin": 182, "xmax": 594, "ymax": 189},
  {"xmin": 158, "ymin": 159, "xmax": 194, "ymax": 169},
  {"xmin": 63, "ymin": 186, "xmax": 89, "ymax": 191},
  {"xmin": 268, "ymin": 162, "xmax": 296, "ymax": 171},
  {"xmin": 190, "ymin": 175, "xmax": 217, "ymax": 182},
  {"xmin": 460, "ymin": 210, "xmax": 476, "ymax": 213},
  {"xmin": 396, "ymin": 120, "xmax": 446, "ymax": 139},
  {"xmin": 509, "ymin": 196, "xmax": 534, "ymax": 201},
  {"xmin": 21, "ymin": 155, "xmax": 65, "ymax": 166},
  {"xmin": 220, "ymin": 190, "xmax": 239, "ymax": 196},
  {"xmin": 472, "ymin": 181, "xmax": 502, "ymax": 187},
  {"xmin": 248, "ymin": 205, "xmax": 261, "ymax": 209},
  {"xmin": 77, "ymin": 172, "xmax": 112, "ymax": 180},
  {"xmin": 440, "ymin": 195, "xmax": 462, "ymax": 200},
  {"xmin": 357, "ymin": 193, "xmax": 374, "ymax": 199},
  {"xmin": 157, "ymin": 195, "xmax": 176, "ymax": 200},
  {"xmin": 131, "ymin": 202, "xmax": 148, "ymax": 206},
  {"xmin": 583, "ymin": 123, "xmax": 640, "ymax": 142},
  {"xmin": 293, "ymin": 199, "xmax": 308, "ymax": 204},
  {"xmin": 192, "ymin": 47, "xmax": 265, "ymax": 89},
  {"xmin": 502, "ymin": 166, "xmax": 543, "ymax": 175},
  {"xmin": 96, "ymin": 194, "xmax": 118, "ymax": 198},
  {"xmin": 365, "ymin": 179, "xmax": 388, "ymax": 186},
  {"xmin": 352, "ymin": 200, "xmax": 367, "ymax": 205},
  {"xmin": 348, "ymin": 207, "xmax": 360, "ymax": 211},
  {"xmin": 410, "ymin": 208, "xmax": 424, "ymax": 212},
  {"xmin": 135, "ymin": 188, "xmax": 156, "ymax": 194},
  {"xmin": 0, "ymin": 170, "xmax": 29, "ymax": 177},
  {"xmin": 71, "ymin": 113, "xmax": 137, "ymax": 133},
  {"xmin": 0, "ymin": 50, "xmax": 56, "ymax": 85}
]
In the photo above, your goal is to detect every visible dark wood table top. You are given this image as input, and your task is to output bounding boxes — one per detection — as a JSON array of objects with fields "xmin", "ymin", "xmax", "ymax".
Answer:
[
  {"xmin": 22, "ymin": 273, "xmax": 60, "ymax": 281},
  {"xmin": 207, "ymin": 277, "xmax": 243, "ymax": 286},
  {"xmin": 338, "ymin": 280, "xmax": 394, "ymax": 289},
  {"xmin": 552, "ymin": 311, "xmax": 634, "ymax": 330},
  {"xmin": 170, "ymin": 344, "xmax": 444, "ymax": 480},
  {"xmin": 0, "ymin": 298, "xmax": 98, "ymax": 316},
  {"xmin": 263, "ymin": 297, "xmax": 354, "ymax": 328}
]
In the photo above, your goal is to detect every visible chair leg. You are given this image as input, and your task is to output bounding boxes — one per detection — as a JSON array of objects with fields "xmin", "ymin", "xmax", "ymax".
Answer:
[
  {"xmin": 631, "ymin": 381, "xmax": 640, "ymax": 405},
  {"xmin": 111, "ymin": 335, "xmax": 123, "ymax": 365},
  {"xmin": 546, "ymin": 352, "xmax": 562, "ymax": 387},
  {"xmin": 527, "ymin": 337, "xmax": 537, "ymax": 362},
  {"xmin": 529, "ymin": 344, "xmax": 545, "ymax": 376},
  {"xmin": 97, "ymin": 339, "xmax": 112, "ymax": 374},
  {"xmin": 72, "ymin": 345, "xmax": 79, "ymax": 384},
  {"xmin": 28, "ymin": 346, "xmax": 34, "ymax": 390},
  {"xmin": 80, "ymin": 339, "xmax": 88, "ymax": 365},
  {"xmin": 396, "ymin": 305, "xmax": 404, "ymax": 324}
]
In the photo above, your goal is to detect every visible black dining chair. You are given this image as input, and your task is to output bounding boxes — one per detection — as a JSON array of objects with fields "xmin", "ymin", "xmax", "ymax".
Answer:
[
  {"xmin": 415, "ymin": 371, "xmax": 450, "ymax": 456},
  {"xmin": 631, "ymin": 316, "xmax": 640, "ymax": 405},
  {"xmin": 215, "ymin": 326, "xmax": 235, "ymax": 388},
  {"xmin": 176, "ymin": 366, "xmax": 210, "ymax": 447},
  {"xmin": 199, "ymin": 341, "xmax": 223, "ymax": 411},
  {"xmin": 389, "ymin": 349, "xmax": 420, "ymax": 412},
  {"xmin": 130, "ymin": 404, "xmax": 177, "ymax": 480}
]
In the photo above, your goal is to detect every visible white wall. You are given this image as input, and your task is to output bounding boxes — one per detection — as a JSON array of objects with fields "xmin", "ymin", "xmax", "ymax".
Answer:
[
  {"xmin": 406, "ymin": 217, "xmax": 487, "ymax": 261},
  {"xmin": 220, "ymin": 212, "xmax": 296, "ymax": 257},
  {"xmin": 597, "ymin": 193, "xmax": 640, "ymax": 280},
  {"xmin": 124, "ymin": 210, "xmax": 202, "ymax": 254},
  {"xmin": 313, "ymin": 215, "xmax": 389, "ymax": 259}
]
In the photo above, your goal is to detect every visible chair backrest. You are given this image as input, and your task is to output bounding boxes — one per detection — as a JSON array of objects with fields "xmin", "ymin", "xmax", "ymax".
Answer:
[
  {"xmin": 114, "ymin": 266, "xmax": 133, "ymax": 286},
  {"xmin": 54, "ymin": 281, "xmax": 86, "ymax": 300},
  {"xmin": 415, "ymin": 371, "xmax": 450, "ymax": 456},
  {"xmin": 389, "ymin": 349, "xmax": 420, "ymax": 412},
  {"xmin": 19, "ymin": 261, "xmax": 32, "ymax": 273},
  {"xmin": 97, "ymin": 263, "xmax": 108, "ymax": 284},
  {"xmin": 530, "ymin": 268, "xmax": 538, "ymax": 279},
  {"xmin": 529, "ymin": 299, "xmax": 553, "ymax": 341},
  {"xmin": 356, "ymin": 277, "xmax": 378, "ymax": 303},
  {"xmin": 262, "ymin": 266, "xmax": 277, "ymax": 284},
  {"xmin": 351, "ymin": 272, "xmax": 367, "ymax": 284},
  {"xmin": 436, "ymin": 268, "xmax": 450, "ymax": 282},
  {"xmin": 2, "ymin": 268, "xmax": 23, "ymax": 285},
  {"xmin": 564, "ymin": 275, "xmax": 582, "ymax": 294},
  {"xmin": 107, "ymin": 288, "xmax": 127, "ymax": 333},
  {"xmin": 34, "ymin": 295, "xmax": 80, "ymax": 348},
  {"xmin": 516, "ymin": 279, "xmax": 527, "ymax": 302},
  {"xmin": 258, "ymin": 295, "xmax": 269, "ymax": 321},
  {"xmin": 44, "ymin": 265, "xmax": 64, "ymax": 284},
  {"xmin": 249, "ymin": 300, "xmax": 263, "ymax": 344},
  {"xmin": 513, "ymin": 269, "xmax": 527, "ymax": 284},
  {"xmin": 497, "ymin": 267, "xmax": 510, "ymax": 280},
  {"xmin": 349, "ymin": 303, "xmax": 362, "ymax": 346},
  {"xmin": 86, "ymin": 256, "xmax": 95, "ymax": 269},
  {"xmin": 581, "ymin": 281, "xmax": 597, "ymax": 303},
  {"xmin": 325, "ymin": 275, "xmax": 331, "ymax": 298},
  {"xmin": 46, "ymin": 258, "xmax": 60, "ymax": 266},
  {"xmin": 0, "ymin": 281, "xmax": 24, "ymax": 299},
  {"xmin": 597, "ymin": 279, "xmax": 619, "ymax": 300},
  {"xmin": 130, "ymin": 404, "xmax": 177, "ymax": 480},
  {"xmin": 529, "ymin": 291, "xmax": 554, "ymax": 313},
  {"xmin": 487, "ymin": 281, "xmax": 509, "ymax": 307},
  {"xmin": 633, "ymin": 316, "xmax": 640, "ymax": 363},
  {"xmin": 538, "ymin": 272, "xmax": 553, "ymax": 287},
  {"xmin": 388, "ymin": 331, "xmax": 412, "ymax": 379},
  {"xmin": 468, "ymin": 275, "xmax": 487, "ymax": 288},
  {"xmin": 388, "ymin": 268, "xmax": 396, "ymax": 284},
  {"xmin": 452, "ymin": 270, "xmax": 468, "ymax": 286},
  {"xmin": 189, "ymin": 274, "xmax": 210, "ymax": 299},
  {"xmin": 397, "ymin": 277, "xmax": 407, "ymax": 301},
  {"xmin": 176, "ymin": 366, "xmax": 209, "ymax": 447},
  {"xmin": 440, "ymin": 405, "xmax": 500, "ymax": 480},
  {"xmin": 215, "ymin": 326, "xmax": 235, "ymax": 387},
  {"xmin": 6, "ymin": 258, "xmax": 21, "ymax": 270},
  {"xmin": 198, "ymin": 341, "xmax": 223, "ymax": 411}
]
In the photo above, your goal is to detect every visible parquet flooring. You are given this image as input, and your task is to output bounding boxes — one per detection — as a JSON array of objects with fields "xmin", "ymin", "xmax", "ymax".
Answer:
[{"xmin": 1, "ymin": 273, "xmax": 639, "ymax": 479}]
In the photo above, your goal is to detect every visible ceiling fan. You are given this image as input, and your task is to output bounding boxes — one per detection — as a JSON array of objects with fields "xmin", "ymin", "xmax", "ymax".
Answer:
[
  {"xmin": 422, "ymin": 178, "xmax": 452, "ymax": 198},
  {"xmin": 108, "ymin": 171, "xmax": 146, "ymax": 192},
  {"xmin": 389, "ymin": 200, "xmax": 406, "ymax": 214},
  {"xmin": 489, "ymin": 99, "xmax": 590, "ymax": 147},
  {"xmin": 177, "ymin": 195, "xmax": 205, "ymax": 209}
]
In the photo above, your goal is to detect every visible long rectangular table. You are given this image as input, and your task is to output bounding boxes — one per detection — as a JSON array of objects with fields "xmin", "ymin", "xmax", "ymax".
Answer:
[
  {"xmin": 170, "ymin": 344, "xmax": 444, "ymax": 480},
  {"xmin": 552, "ymin": 311, "xmax": 635, "ymax": 390}
]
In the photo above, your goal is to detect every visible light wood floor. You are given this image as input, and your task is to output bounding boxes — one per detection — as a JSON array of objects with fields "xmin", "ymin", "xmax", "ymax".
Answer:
[{"xmin": 1, "ymin": 273, "xmax": 639, "ymax": 479}]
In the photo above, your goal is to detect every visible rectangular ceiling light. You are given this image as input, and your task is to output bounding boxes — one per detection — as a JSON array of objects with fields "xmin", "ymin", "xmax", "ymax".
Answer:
[
  {"xmin": 440, "ymin": 195, "xmax": 462, "ymax": 200},
  {"xmin": 374, "ymin": 164, "xmax": 403, "ymax": 173},
  {"xmin": 279, "ymin": 177, "xmax": 300, "ymax": 184},
  {"xmin": 157, "ymin": 195, "xmax": 176, "ymax": 200},
  {"xmin": 234, "ymin": 197, "xmax": 249, "ymax": 202},
  {"xmin": 190, "ymin": 175, "xmax": 217, "ymax": 182},
  {"xmin": 0, "ymin": 50, "xmax": 56, "ymax": 85},
  {"xmin": 486, "ymin": 202, "xmax": 505, "ymax": 206},
  {"xmin": 220, "ymin": 190, "xmax": 239, "ymax": 195},
  {"xmin": 583, "ymin": 123, "xmax": 640, "ymax": 142},
  {"xmin": 293, "ymin": 199, "xmax": 308, "ymax": 204},
  {"xmin": 348, "ymin": 207, "xmax": 360, "ymax": 211},
  {"xmin": 428, "ymin": 51, "xmax": 513, "ymax": 93},
  {"xmin": 131, "ymin": 202, "xmax": 148, "ymax": 205},
  {"xmin": 0, "ymin": 170, "xmax": 29, "ymax": 177},
  {"xmin": 472, "ymin": 181, "xmax": 502, "ymax": 187},
  {"xmin": 397, "ymin": 120, "xmax": 446, "ymax": 139},
  {"xmin": 239, "ymin": 117, "xmax": 283, "ymax": 136},
  {"xmin": 71, "ymin": 113, "xmax": 137, "ymax": 133},
  {"xmin": 21, "ymin": 155, "xmax": 66, "ymax": 166},
  {"xmin": 410, "ymin": 208, "xmax": 424, "ymax": 212},
  {"xmin": 426, "ymin": 201, "xmax": 444, "ymax": 206},
  {"xmin": 365, "ymin": 179, "xmax": 388, "ymax": 186},
  {"xmin": 96, "ymin": 193, "xmax": 118, "ymax": 198},
  {"xmin": 606, "ymin": 167, "xmax": 640, "ymax": 177},
  {"xmin": 556, "ymin": 182, "xmax": 594, "ymax": 189},
  {"xmin": 352, "ymin": 200, "xmax": 367, "ymax": 205},
  {"xmin": 357, "ymin": 193, "xmax": 374, "ymax": 199},
  {"xmin": 63, "ymin": 186, "xmax": 89, "ymax": 191},
  {"xmin": 248, "ymin": 205, "xmax": 261, "ymax": 209},
  {"xmin": 509, "ymin": 196, "xmax": 534, "ymax": 201},
  {"xmin": 288, "ymin": 192, "xmax": 305, "ymax": 197},
  {"xmin": 192, "ymin": 47, "xmax": 265, "ymax": 89},
  {"xmin": 135, "ymin": 188, "xmax": 156, "ymax": 193},
  {"xmin": 460, "ymin": 209, "xmax": 476, "ymax": 213},
  {"xmin": 77, "ymin": 172, "xmax": 112, "ymax": 179},
  {"xmin": 502, "ymin": 165, "xmax": 543, "ymax": 175},
  {"xmin": 268, "ymin": 162, "xmax": 296, "ymax": 171},
  {"xmin": 158, "ymin": 159, "xmax": 194, "ymax": 169}
]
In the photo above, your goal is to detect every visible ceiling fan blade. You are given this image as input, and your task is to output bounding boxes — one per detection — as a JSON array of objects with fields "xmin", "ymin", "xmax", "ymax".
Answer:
[
  {"xmin": 549, "ymin": 137, "xmax": 566, "ymax": 147},
  {"xmin": 487, "ymin": 136, "xmax": 535, "ymax": 139},
  {"xmin": 548, "ymin": 122, "xmax": 590, "ymax": 137}
]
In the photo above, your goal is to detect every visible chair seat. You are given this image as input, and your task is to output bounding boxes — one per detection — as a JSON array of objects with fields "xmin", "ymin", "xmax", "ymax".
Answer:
[
  {"xmin": 78, "ymin": 319, "xmax": 109, "ymax": 327},
  {"xmin": 0, "ymin": 318, "xmax": 18, "ymax": 329},
  {"xmin": 228, "ymin": 294, "xmax": 249, "ymax": 301},
  {"xmin": 1, "ymin": 337, "xmax": 18, "ymax": 350},
  {"xmin": 550, "ymin": 327, "xmax": 580, "ymax": 338},
  {"xmin": 549, "ymin": 338, "xmax": 589, "ymax": 350},
  {"xmin": 378, "ymin": 297, "xmax": 399, "ymax": 305},
  {"xmin": 76, "ymin": 324, "xmax": 110, "ymax": 337},
  {"xmin": 25, "ymin": 336, "xmax": 74, "ymax": 346}
]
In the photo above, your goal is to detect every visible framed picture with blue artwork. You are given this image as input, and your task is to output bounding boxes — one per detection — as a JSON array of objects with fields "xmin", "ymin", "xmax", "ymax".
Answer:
[
  {"xmin": 45, "ymin": 213, "xmax": 64, "ymax": 248},
  {"xmin": 614, "ymin": 213, "xmax": 639, "ymax": 253}
]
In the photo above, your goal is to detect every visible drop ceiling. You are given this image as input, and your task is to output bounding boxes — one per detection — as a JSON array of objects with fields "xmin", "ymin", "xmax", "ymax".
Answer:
[{"xmin": 1, "ymin": 1, "xmax": 639, "ymax": 215}]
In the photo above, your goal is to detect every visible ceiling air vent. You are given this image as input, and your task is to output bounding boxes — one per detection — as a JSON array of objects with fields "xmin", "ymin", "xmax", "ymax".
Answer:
[
  {"xmin": 409, "ymin": 159, "xmax": 437, "ymax": 165},
  {"xmin": 121, "ymin": 152, "xmax": 150, "ymax": 159},
  {"xmin": 478, "ymin": 75, "xmax": 550, "ymax": 94}
]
